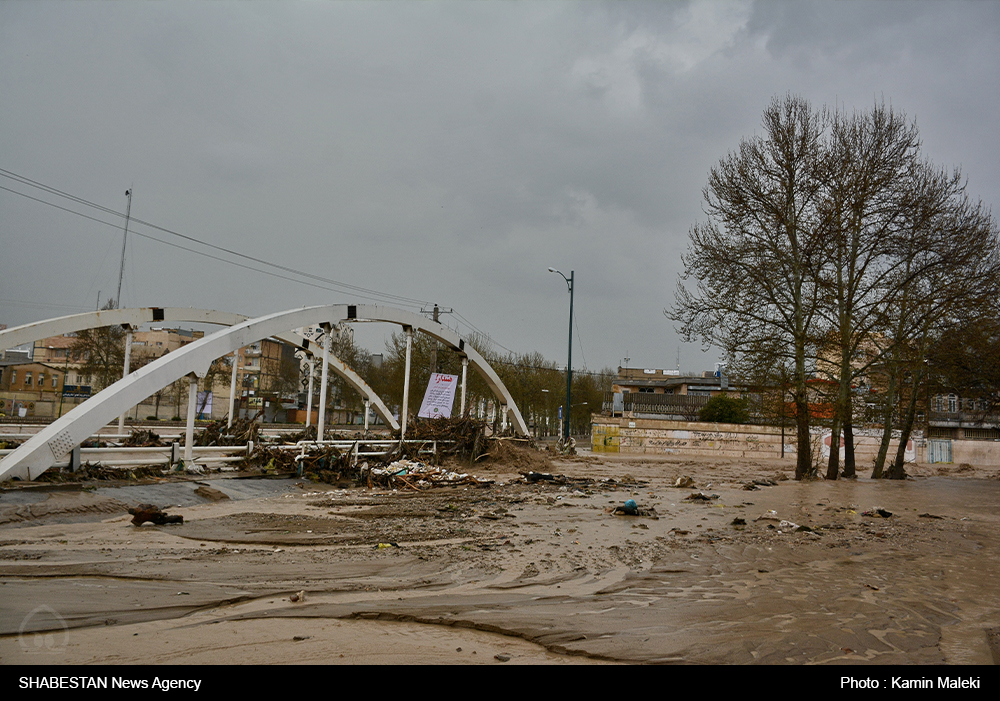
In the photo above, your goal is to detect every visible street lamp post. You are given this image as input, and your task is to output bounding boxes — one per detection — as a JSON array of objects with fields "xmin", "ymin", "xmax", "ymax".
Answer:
[{"xmin": 548, "ymin": 267, "xmax": 574, "ymax": 442}]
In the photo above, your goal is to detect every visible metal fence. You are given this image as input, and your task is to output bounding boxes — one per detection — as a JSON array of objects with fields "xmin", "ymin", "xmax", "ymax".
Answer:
[{"xmin": 601, "ymin": 391, "xmax": 710, "ymax": 421}]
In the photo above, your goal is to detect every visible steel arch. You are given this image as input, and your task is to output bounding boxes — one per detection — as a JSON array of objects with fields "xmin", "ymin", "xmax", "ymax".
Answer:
[
  {"xmin": 1, "ymin": 304, "xmax": 528, "ymax": 481},
  {"xmin": 0, "ymin": 306, "xmax": 398, "ymax": 429}
]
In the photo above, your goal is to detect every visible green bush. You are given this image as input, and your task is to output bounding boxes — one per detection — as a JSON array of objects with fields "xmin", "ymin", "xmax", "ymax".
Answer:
[{"xmin": 699, "ymin": 395, "xmax": 750, "ymax": 424}]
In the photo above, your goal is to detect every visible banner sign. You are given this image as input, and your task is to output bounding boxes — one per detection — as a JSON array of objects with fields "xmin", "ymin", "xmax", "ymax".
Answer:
[
  {"xmin": 196, "ymin": 391, "xmax": 214, "ymax": 419},
  {"xmin": 418, "ymin": 373, "xmax": 458, "ymax": 419}
]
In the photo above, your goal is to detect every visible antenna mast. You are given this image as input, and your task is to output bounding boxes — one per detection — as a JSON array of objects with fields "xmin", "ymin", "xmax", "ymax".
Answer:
[{"xmin": 115, "ymin": 189, "xmax": 132, "ymax": 308}]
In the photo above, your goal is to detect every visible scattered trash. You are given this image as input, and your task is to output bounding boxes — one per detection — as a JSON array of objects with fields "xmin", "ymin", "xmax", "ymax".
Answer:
[
  {"xmin": 620, "ymin": 499, "xmax": 638, "ymax": 515},
  {"xmin": 525, "ymin": 471, "xmax": 557, "ymax": 483},
  {"xmin": 369, "ymin": 460, "xmax": 492, "ymax": 490},
  {"xmin": 755, "ymin": 510, "xmax": 781, "ymax": 522},
  {"xmin": 555, "ymin": 436, "xmax": 576, "ymax": 455},
  {"xmin": 862, "ymin": 508, "xmax": 893, "ymax": 518},
  {"xmin": 289, "ymin": 591, "xmax": 306, "ymax": 603},
  {"xmin": 612, "ymin": 500, "xmax": 658, "ymax": 518},
  {"xmin": 671, "ymin": 476, "xmax": 695, "ymax": 488},
  {"xmin": 128, "ymin": 503, "xmax": 183, "ymax": 526},
  {"xmin": 683, "ymin": 492, "xmax": 720, "ymax": 502},
  {"xmin": 374, "ymin": 542, "xmax": 399, "ymax": 550},
  {"xmin": 731, "ymin": 517, "xmax": 746, "ymax": 526},
  {"xmin": 494, "ymin": 654, "xmax": 511, "ymax": 662}
]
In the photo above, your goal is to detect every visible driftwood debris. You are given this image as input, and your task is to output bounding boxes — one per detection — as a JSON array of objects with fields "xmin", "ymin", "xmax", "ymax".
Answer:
[
  {"xmin": 182, "ymin": 414, "xmax": 261, "ymax": 447},
  {"xmin": 128, "ymin": 503, "xmax": 183, "ymax": 526}
]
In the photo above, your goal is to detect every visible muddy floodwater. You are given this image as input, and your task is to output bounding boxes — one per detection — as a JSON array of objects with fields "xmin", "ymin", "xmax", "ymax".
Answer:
[{"xmin": 1, "ymin": 452, "xmax": 998, "ymax": 665}]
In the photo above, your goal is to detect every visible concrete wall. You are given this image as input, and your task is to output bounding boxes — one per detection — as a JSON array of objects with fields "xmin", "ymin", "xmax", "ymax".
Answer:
[
  {"xmin": 949, "ymin": 440, "xmax": 1000, "ymax": 466},
  {"xmin": 591, "ymin": 415, "xmax": 1000, "ymax": 467},
  {"xmin": 592, "ymin": 416, "xmax": 790, "ymax": 459}
]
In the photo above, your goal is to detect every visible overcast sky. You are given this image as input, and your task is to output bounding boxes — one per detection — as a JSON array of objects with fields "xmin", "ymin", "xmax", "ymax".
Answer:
[{"xmin": 2, "ymin": 1, "xmax": 998, "ymax": 375}]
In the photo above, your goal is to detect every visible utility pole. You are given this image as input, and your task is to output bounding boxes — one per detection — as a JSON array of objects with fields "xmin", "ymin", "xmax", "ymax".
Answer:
[
  {"xmin": 548, "ymin": 268, "xmax": 574, "ymax": 442},
  {"xmin": 421, "ymin": 303, "xmax": 453, "ymax": 373},
  {"xmin": 115, "ymin": 189, "xmax": 132, "ymax": 308}
]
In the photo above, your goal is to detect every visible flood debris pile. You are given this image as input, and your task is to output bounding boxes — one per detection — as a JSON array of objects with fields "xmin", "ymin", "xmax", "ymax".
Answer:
[
  {"xmin": 237, "ymin": 418, "xmax": 520, "ymax": 488},
  {"xmin": 395, "ymin": 417, "xmax": 490, "ymax": 461},
  {"xmin": 184, "ymin": 415, "xmax": 261, "ymax": 447},
  {"xmin": 122, "ymin": 429, "xmax": 165, "ymax": 447},
  {"xmin": 241, "ymin": 443, "xmax": 352, "ymax": 481},
  {"xmin": 277, "ymin": 425, "xmax": 317, "ymax": 444},
  {"xmin": 479, "ymin": 438, "xmax": 553, "ymax": 472},
  {"xmin": 36, "ymin": 464, "xmax": 167, "ymax": 483},
  {"xmin": 364, "ymin": 459, "xmax": 492, "ymax": 490}
]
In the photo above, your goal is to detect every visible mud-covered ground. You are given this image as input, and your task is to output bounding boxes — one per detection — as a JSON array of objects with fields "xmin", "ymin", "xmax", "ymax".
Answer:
[{"xmin": 1, "ymin": 450, "xmax": 999, "ymax": 665}]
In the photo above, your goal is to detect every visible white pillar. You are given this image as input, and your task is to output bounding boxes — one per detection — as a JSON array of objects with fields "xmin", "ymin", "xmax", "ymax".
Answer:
[
  {"xmin": 118, "ymin": 327, "xmax": 133, "ymax": 435},
  {"xmin": 305, "ymin": 359, "xmax": 315, "ymax": 428},
  {"xmin": 460, "ymin": 356, "xmax": 468, "ymax": 417},
  {"xmin": 364, "ymin": 398, "xmax": 370, "ymax": 431},
  {"xmin": 184, "ymin": 374, "xmax": 197, "ymax": 464},
  {"xmin": 227, "ymin": 351, "xmax": 238, "ymax": 429},
  {"xmin": 317, "ymin": 326, "xmax": 331, "ymax": 441},
  {"xmin": 501, "ymin": 404, "xmax": 508, "ymax": 432},
  {"xmin": 401, "ymin": 327, "xmax": 413, "ymax": 439}
]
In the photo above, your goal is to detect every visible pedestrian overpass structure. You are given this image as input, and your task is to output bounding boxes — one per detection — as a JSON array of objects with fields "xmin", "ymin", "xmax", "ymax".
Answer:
[{"xmin": 0, "ymin": 304, "xmax": 528, "ymax": 481}]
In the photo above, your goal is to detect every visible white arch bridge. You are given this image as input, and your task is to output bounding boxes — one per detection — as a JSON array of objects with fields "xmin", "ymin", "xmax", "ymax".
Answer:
[{"xmin": 0, "ymin": 304, "xmax": 528, "ymax": 481}]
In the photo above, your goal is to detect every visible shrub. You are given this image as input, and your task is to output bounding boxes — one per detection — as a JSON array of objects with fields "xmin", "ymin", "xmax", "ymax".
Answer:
[{"xmin": 699, "ymin": 395, "xmax": 750, "ymax": 424}]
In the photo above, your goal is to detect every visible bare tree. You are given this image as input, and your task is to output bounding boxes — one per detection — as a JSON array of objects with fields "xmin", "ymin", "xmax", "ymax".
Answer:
[
  {"xmin": 670, "ymin": 95, "xmax": 827, "ymax": 480},
  {"xmin": 815, "ymin": 103, "xmax": 923, "ymax": 479},
  {"xmin": 870, "ymin": 168, "xmax": 1000, "ymax": 478},
  {"xmin": 69, "ymin": 301, "xmax": 126, "ymax": 391}
]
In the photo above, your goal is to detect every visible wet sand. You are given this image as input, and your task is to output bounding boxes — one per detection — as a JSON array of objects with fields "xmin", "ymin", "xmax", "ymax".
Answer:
[{"xmin": 2, "ymin": 452, "xmax": 999, "ymax": 665}]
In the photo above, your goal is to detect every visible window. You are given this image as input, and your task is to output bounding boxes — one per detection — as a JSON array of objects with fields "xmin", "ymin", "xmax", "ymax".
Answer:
[
  {"xmin": 25, "ymin": 372, "xmax": 32, "ymax": 387},
  {"xmin": 52, "ymin": 375, "xmax": 58, "ymax": 388},
  {"xmin": 948, "ymin": 394, "xmax": 957, "ymax": 413},
  {"xmin": 10, "ymin": 370, "xmax": 15, "ymax": 384}
]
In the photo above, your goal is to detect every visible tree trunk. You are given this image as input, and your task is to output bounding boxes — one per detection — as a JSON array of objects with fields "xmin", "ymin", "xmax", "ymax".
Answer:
[
  {"xmin": 842, "ymin": 406, "xmax": 856, "ymax": 477},
  {"xmin": 871, "ymin": 368, "xmax": 898, "ymax": 479},
  {"xmin": 794, "ymin": 387, "xmax": 813, "ymax": 479},
  {"xmin": 825, "ymin": 415, "xmax": 841, "ymax": 480},
  {"xmin": 890, "ymin": 369, "xmax": 923, "ymax": 480}
]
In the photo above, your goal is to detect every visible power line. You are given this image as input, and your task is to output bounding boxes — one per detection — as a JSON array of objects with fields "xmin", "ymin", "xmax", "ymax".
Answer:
[
  {"xmin": 1, "ymin": 167, "xmax": 573, "ymax": 363},
  {"xmin": 0, "ymin": 183, "xmax": 404, "ymax": 299},
  {"xmin": 0, "ymin": 169, "xmax": 431, "ymax": 308}
]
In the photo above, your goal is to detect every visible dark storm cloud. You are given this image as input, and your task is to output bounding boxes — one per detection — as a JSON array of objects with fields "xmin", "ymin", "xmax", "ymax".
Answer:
[{"xmin": 2, "ymin": 1, "xmax": 997, "ymax": 372}]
